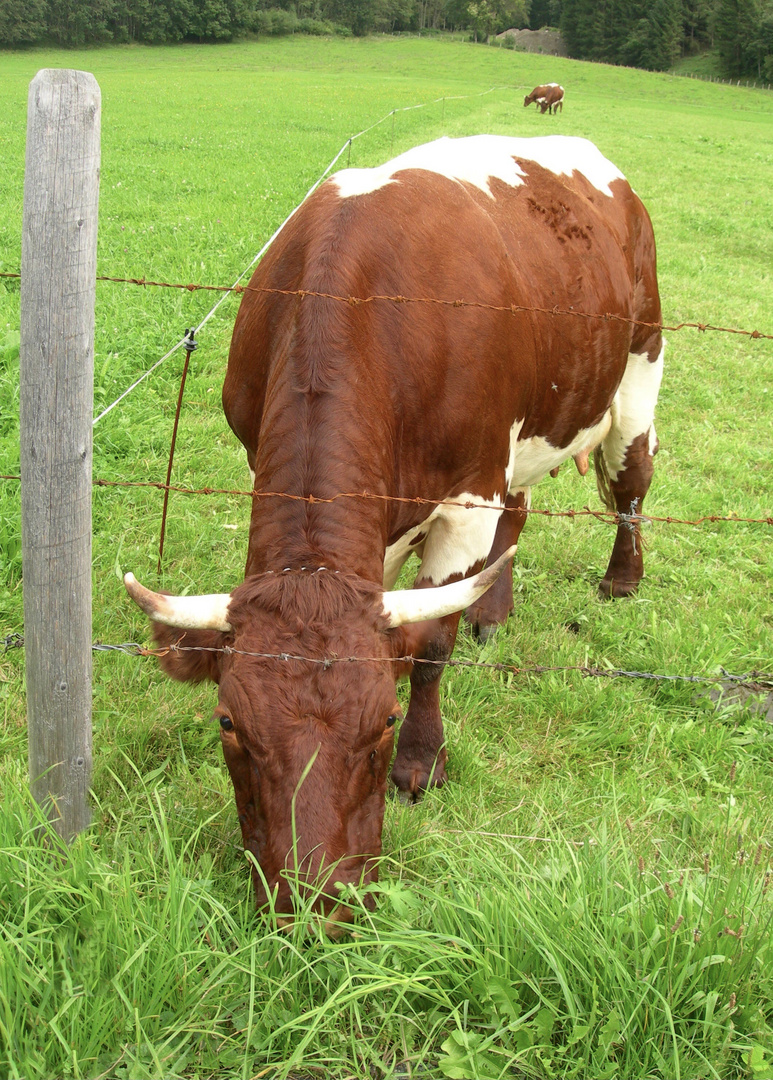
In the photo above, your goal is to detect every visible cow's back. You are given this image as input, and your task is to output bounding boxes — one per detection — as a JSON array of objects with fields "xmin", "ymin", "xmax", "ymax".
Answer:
[{"xmin": 224, "ymin": 136, "xmax": 659, "ymax": 517}]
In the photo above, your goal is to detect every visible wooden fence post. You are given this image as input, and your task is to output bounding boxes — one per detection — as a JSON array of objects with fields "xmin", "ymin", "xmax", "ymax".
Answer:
[{"xmin": 20, "ymin": 69, "xmax": 100, "ymax": 840}]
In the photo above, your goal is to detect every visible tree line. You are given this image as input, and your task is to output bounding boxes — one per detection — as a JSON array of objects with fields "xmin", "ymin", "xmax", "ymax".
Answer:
[
  {"xmin": 1, "ymin": 0, "xmax": 771, "ymax": 82},
  {"xmin": 560, "ymin": 0, "xmax": 773, "ymax": 78}
]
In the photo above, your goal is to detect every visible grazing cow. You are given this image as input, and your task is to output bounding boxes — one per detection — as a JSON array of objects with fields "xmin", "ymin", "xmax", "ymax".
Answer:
[
  {"xmin": 126, "ymin": 135, "xmax": 663, "ymax": 928},
  {"xmin": 524, "ymin": 83, "xmax": 565, "ymax": 114}
]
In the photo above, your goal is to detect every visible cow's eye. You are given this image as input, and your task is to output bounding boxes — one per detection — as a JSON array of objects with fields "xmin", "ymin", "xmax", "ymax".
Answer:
[
  {"xmin": 386, "ymin": 713, "xmax": 399, "ymax": 728},
  {"xmin": 369, "ymin": 750, "xmax": 377, "ymax": 763},
  {"xmin": 220, "ymin": 715, "xmax": 234, "ymax": 732}
]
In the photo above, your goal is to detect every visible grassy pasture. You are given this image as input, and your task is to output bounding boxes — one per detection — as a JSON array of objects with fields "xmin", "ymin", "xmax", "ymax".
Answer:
[{"xmin": 1, "ymin": 35, "xmax": 773, "ymax": 1080}]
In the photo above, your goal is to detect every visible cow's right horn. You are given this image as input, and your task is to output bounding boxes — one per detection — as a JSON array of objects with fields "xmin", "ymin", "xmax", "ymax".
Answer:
[{"xmin": 124, "ymin": 573, "xmax": 233, "ymax": 631}]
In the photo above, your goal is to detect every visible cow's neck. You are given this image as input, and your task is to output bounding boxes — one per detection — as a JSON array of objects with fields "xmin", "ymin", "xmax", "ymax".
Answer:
[{"xmin": 244, "ymin": 383, "xmax": 392, "ymax": 584}]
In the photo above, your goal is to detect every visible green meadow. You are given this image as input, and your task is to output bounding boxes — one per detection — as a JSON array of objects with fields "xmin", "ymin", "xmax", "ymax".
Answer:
[{"xmin": 1, "ymin": 35, "xmax": 772, "ymax": 1080}]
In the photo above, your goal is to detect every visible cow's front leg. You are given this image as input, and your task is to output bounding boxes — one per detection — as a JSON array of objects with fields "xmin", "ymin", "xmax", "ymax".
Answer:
[
  {"xmin": 465, "ymin": 492, "xmax": 528, "ymax": 640},
  {"xmin": 390, "ymin": 611, "xmax": 462, "ymax": 799}
]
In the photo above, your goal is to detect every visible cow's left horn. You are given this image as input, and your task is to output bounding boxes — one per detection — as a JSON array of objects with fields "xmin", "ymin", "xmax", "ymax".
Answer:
[
  {"xmin": 382, "ymin": 546, "xmax": 517, "ymax": 628},
  {"xmin": 124, "ymin": 573, "xmax": 233, "ymax": 631}
]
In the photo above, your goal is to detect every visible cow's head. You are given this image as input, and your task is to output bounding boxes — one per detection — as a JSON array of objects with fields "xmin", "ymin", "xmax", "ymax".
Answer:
[{"xmin": 125, "ymin": 551, "xmax": 512, "ymax": 930}]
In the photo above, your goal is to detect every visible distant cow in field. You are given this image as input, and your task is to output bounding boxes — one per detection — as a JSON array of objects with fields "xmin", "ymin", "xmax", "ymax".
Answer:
[
  {"xmin": 126, "ymin": 134, "xmax": 662, "ymax": 930},
  {"xmin": 524, "ymin": 83, "xmax": 564, "ymax": 114}
]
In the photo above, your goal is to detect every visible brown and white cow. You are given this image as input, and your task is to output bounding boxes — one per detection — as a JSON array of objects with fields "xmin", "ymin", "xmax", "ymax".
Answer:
[
  {"xmin": 524, "ymin": 83, "xmax": 565, "ymax": 114},
  {"xmin": 126, "ymin": 135, "xmax": 663, "ymax": 928}
]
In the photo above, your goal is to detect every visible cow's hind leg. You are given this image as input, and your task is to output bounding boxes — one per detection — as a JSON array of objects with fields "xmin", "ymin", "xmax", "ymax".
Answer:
[
  {"xmin": 465, "ymin": 491, "xmax": 528, "ymax": 640},
  {"xmin": 596, "ymin": 341, "xmax": 664, "ymax": 598}
]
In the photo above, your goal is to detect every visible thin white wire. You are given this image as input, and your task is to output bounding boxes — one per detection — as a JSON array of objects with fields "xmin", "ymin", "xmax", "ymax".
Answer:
[
  {"xmin": 92, "ymin": 337, "xmax": 186, "ymax": 425},
  {"xmin": 92, "ymin": 145, "xmax": 349, "ymax": 427},
  {"xmin": 92, "ymin": 83, "xmax": 518, "ymax": 427},
  {"xmin": 92, "ymin": 210, "xmax": 304, "ymax": 427}
]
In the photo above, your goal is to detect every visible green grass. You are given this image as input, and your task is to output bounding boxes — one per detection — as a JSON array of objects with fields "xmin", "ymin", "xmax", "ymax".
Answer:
[
  {"xmin": 1, "ymin": 34, "xmax": 772, "ymax": 1080},
  {"xmin": 669, "ymin": 50, "xmax": 773, "ymax": 87},
  {"xmin": 669, "ymin": 52, "xmax": 725, "ymax": 80}
]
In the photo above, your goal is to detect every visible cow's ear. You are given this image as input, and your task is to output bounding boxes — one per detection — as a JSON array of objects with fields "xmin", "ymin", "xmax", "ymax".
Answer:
[{"xmin": 150, "ymin": 622, "xmax": 227, "ymax": 685}]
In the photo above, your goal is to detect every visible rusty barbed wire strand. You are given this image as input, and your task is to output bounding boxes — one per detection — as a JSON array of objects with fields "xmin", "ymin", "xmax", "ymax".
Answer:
[
  {"xmin": 2, "ymin": 632, "xmax": 771, "ymax": 687},
  {"xmin": 3, "ymin": 271, "xmax": 773, "ymax": 340},
  {"xmin": 157, "ymin": 328, "xmax": 197, "ymax": 572},
  {"xmin": 1, "ymin": 473, "xmax": 772, "ymax": 526}
]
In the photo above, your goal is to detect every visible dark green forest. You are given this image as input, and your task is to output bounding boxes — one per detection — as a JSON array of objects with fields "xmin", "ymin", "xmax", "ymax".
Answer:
[
  {"xmin": 1, "ymin": 0, "xmax": 771, "ymax": 80},
  {"xmin": 560, "ymin": 0, "xmax": 773, "ymax": 77}
]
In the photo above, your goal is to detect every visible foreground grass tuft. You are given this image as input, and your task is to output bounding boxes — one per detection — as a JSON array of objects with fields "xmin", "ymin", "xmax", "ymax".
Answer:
[{"xmin": 1, "ymin": 774, "xmax": 771, "ymax": 1079}]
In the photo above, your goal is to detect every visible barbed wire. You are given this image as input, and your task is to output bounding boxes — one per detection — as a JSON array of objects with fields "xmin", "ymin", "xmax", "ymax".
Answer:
[
  {"xmin": 2, "ymin": 632, "xmax": 771, "ymax": 688},
  {"xmin": 86, "ymin": 279, "xmax": 773, "ymax": 342},
  {"xmin": 1, "ymin": 473, "xmax": 772, "ymax": 527},
  {"xmin": 3, "ymin": 270, "xmax": 773, "ymax": 341}
]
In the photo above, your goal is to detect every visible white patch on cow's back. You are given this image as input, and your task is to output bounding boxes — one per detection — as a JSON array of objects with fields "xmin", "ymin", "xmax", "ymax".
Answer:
[
  {"xmin": 506, "ymin": 411, "xmax": 613, "ymax": 490},
  {"xmin": 331, "ymin": 135, "xmax": 624, "ymax": 201},
  {"xmin": 601, "ymin": 343, "xmax": 665, "ymax": 480}
]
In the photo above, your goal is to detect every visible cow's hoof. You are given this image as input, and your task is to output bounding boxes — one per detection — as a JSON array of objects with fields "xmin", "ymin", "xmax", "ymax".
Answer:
[
  {"xmin": 465, "ymin": 607, "xmax": 510, "ymax": 641},
  {"xmin": 390, "ymin": 759, "xmax": 448, "ymax": 801},
  {"xmin": 599, "ymin": 577, "xmax": 639, "ymax": 599}
]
